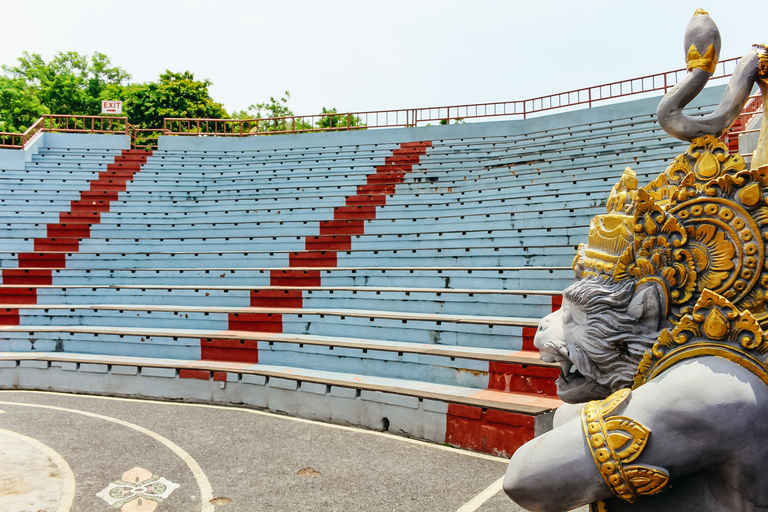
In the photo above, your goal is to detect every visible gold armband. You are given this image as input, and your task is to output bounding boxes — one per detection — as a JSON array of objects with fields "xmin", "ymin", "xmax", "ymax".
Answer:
[{"xmin": 581, "ymin": 389, "xmax": 669, "ymax": 503}]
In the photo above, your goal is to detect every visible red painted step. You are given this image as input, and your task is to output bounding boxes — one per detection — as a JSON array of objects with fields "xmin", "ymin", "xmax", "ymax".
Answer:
[
  {"xmin": 319, "ymin": 220, "xmax": 365, "ymax": 236},
  {"xmin": 250, "ymin": 289, "xmax": 303, "ymax": 308},
  {"xmin": 446, "ymin": 404, "xmax": 536, "ymax": 457},
  {"xmin": 488, "ymin": 362, "xmax": 559, "ymax": 397},
  {"xmin": 305, "ymin": 235, "xmax": 352, "ymax": 252},
  {"xmin": 200, "ymin": 338, "xmax": 259, "ymax": 363},
  {"xmin": 289, "ymin": 251, "xmax": 337, "ymax": 267},
  {"xmin": 47, "ymin": 224, "xmax": 91, "ymax": 238},
  {"xmin": 0, "ymin": 288, "xmax": 37, "ymax": 305},
  {"xmin": 59, "ymin": 211, "xmax": 101, "ymax": 223},
  {"xmin": 0, "ymin": 308, "xmax": 19, "ymax": 325},
  {"xmin": 2, "ymin": 269, "xmax": 53, "ymax": 285},
  {"xmin": 345, "ymin": 195, "xmax": 387, "ymax": 206},
  {"xmin": 229, "ymin": 312, "xmax": 283, "ymax": 332},
  {"xmin": 270, "ymin": 270, "xmax": 322, "ymax": 287},
  {"xmin": 333, "ymin": 205, "xmax": 377, "ymax": 220}
]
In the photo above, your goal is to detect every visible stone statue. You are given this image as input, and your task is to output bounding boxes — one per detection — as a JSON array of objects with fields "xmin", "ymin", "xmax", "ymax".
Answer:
[{"xmin": 503, "ymin": 9, "xmax": 768, "ymax": 512}]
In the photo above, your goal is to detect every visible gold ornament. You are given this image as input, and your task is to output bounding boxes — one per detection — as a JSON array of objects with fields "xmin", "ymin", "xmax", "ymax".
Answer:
[
  {"xmin": 576, "ymin": 136, "xmax": 768, "ymax": 327},
  {"xmin": 581, "ymin": 389, "xmax": 670, "ymax": 503},
  {"xmin": 687, "ymin": 44, "xmax": 718, "ymax": 74},
  {"xmin": 634, "ymin": 289, "xmax": 768, "ymax": 388},
  {"xmin": 573, "ymin": 168, "xmax": 638, "ymax": 280}
]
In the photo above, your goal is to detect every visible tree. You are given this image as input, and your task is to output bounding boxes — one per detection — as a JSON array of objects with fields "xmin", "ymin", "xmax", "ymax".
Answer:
[
  {"xmin": 124, "ymin": 71, "xmax": 228, "ymax": 129},
  {"xmin": 315, "ymin": 107, "xmax": 364, "ymax": 130},
  {"xmin": 239, "ymin": 91, "xmax": 310, "ymax": 133},
  {"xmin": 0, "ymin": 76, "xmax": 48, "ymax": 132},
  {"xmin": 3, "ymin": 51, "xmax": 130, "ymax": 120}
]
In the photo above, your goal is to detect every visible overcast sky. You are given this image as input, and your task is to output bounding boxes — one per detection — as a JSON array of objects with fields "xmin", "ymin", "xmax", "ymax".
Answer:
[{"xmin": 0, "ymin": 1, "xmax": 764, "ymax": 116}]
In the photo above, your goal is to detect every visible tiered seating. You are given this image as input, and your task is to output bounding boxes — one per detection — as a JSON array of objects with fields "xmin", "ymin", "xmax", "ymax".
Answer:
[{"xmin": 0, "ymin": 93, "xmax": 718, "ymax": 456}]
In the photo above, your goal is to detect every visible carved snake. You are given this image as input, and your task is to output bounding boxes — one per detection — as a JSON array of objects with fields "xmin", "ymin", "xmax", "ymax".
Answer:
[{"xmin": 656, "ymin": 9, "xmax": 767, "ymax": 146}]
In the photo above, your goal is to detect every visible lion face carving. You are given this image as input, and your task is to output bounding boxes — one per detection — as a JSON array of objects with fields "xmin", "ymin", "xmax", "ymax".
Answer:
[{"xmin": 535, "ymin": 277, "xmax": 665, "ymax": 403}]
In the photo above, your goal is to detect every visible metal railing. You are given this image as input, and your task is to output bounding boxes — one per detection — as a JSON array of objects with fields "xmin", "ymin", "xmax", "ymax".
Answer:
[
  {"xmin": 163, "ymin": 57, "xmax": 742, "ymax": 137},
  {"xmin": 0, "ymin": 114, "xmax": 128, "ymax": 150},
  {"xmin": 41, "ymin": 114, "xmax": 129, "ymax": 135},
  {"xmin": 164, "ymin": 111, "xmax": 368, "ymax": 137},
  {"xmin": 130, "ymin": 127, "xmax": 161, "ymax": 151},
  {"xmin": 0, "ymin": 132, "xmax": 24, "ymax": 149}
]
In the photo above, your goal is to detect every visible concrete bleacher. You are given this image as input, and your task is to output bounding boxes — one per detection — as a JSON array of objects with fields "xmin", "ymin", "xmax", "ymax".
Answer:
[{"xmin": 0, "ymin": 86, "xmax": 726, "ymax": 457}]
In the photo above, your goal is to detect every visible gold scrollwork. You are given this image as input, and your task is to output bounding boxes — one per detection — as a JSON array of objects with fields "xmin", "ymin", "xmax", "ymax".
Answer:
[
  {"xmin": 582, "ymin": 389, "xmax": 670, "ymax": 503},
  {"xmin": 635, "ymin": 289, "xmax": 768, "ymax": 387}
]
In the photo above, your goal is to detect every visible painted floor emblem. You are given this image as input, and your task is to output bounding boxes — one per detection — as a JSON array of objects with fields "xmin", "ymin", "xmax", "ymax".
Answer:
[{"xmin": 97, "ymin": 467, "xmax": 179, "ymax": 511}]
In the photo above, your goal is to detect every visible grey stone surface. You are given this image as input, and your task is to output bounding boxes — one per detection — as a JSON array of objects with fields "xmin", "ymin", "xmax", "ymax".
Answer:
[
  {"xmin": 329, "ymin": 386, "xmax": 357, "ymax": 399},
  {"xmin": 242, "ymin": 374, "xmax": 267, "ymax": 386},
  {"xmin": 269, "ymin": 377, "xmax": 298, "ymax": 391},
  {"xmin": 79, "ymin": 363, "xmax": 108, "ymax": 374},
  {"xmin": 421, "ymin": 399, "xmax": 449, "ymax": 414},
  {"xmin": 19, "ymin": 360, "xmax": 48, "ymax": 369},
  {"xmin": 51, "ymin": 361, "xmax": 78, "ymax": 372},
  {"xmin": 140, "ymin": 367, "xmax": 176, "ymax": 378},
  {"xmin": 361, "ymin": 390, "xmax": 420, "ymax": 409},
  {"xmin": 300, "ymin": 382, "xmax": 328, "ymax": 395},
  {"xmin": 111, "ymin": 365, "xmax": 138, "ymax": 376}
]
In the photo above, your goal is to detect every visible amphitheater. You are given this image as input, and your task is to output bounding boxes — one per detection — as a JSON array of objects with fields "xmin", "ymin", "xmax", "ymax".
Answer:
[{"xmin": 0, "ymin": 66, "xmax": 762, "ymax": 511}]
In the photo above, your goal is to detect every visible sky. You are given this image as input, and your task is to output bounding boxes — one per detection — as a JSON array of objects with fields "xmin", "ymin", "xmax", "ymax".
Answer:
[{"xmin": 0, "ymin": 0, "xmax": 764, "ymax": 117}]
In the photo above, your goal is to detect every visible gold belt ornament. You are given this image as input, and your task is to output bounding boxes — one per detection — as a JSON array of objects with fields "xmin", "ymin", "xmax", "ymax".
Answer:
[{"xmin": 581, "ymin": 389, "xmax": 670, "ymax": 503}]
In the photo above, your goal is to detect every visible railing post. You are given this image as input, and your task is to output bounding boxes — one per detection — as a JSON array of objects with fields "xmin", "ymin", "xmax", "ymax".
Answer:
[{"xmin": 347, "ymin": 114, "xmax": 351, "ymax": 131}]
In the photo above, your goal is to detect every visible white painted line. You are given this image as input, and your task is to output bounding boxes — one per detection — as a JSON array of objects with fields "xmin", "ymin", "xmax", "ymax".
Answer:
[
  {"xmin": 456, "ymin": 476, "xmax": 504, "ymax": 512},
  {"xmin": 0, "ymin": 428, "xmax": 76, "ymax": 512},
  {"xmin": 0, "ymin": 400, "xmax": 214, "ymax": 512},
  {"xmin": 0, "ymin": 390, "xmax": 509, "ymax": 463}
]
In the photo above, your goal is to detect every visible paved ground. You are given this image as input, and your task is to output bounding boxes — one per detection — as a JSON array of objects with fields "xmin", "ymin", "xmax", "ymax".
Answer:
[{"xmin": 0, "ymin": 390, "xmax": 524, "ymax": 512}]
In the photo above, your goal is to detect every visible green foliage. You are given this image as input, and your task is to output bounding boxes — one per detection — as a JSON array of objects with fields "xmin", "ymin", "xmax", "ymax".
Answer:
[
  {"xmin": 241, "ymin": 91, "xmax": 310, "ymax": 133},
  {"xmin": 124, "ymin": 71, "xmax": 228, "ymax": 129},
  {"xmin": 3, "ymin": 51, "xmax": 130, "ymax": 122},
  {"xmin": 0, "ymin": 76, "xmax": 48, "ymax": 132},
  {"xmin": 233, "ymin": 96, "xmax": 364, "ymax": 134},
  {"xmin": 315, "ymin": 107, "xmax": 364, "ymax": 130}
]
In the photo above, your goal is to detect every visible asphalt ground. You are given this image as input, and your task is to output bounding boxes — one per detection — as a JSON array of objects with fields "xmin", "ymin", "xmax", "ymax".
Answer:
[{"xmin": 0, "ymin": 390, "xmax": 551, "ymax": 512}]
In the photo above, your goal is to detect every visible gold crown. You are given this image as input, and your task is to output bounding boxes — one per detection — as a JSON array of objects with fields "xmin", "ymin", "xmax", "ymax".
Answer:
[
  {"xmin": 573, "ymin": 168, "xmax": 637, "ymax": 280},
  {"xmin": 575, "ymin": 136, "xmax": 768, "ymax": 327}
]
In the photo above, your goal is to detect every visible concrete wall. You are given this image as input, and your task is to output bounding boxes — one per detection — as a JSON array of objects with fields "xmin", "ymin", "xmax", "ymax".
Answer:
[
  {"xmin": 41, "ymin": 133, "xmax": 130, "ymax": 150},
  {"xmin": 0, "ymin": 132, "xmax": 129, "ymax": 170}
]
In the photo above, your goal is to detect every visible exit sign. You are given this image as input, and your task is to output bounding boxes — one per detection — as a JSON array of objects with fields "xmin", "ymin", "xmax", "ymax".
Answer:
[{"xmin": 101, "ymin": 100, "xmax": 123, "ymax": 114}]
